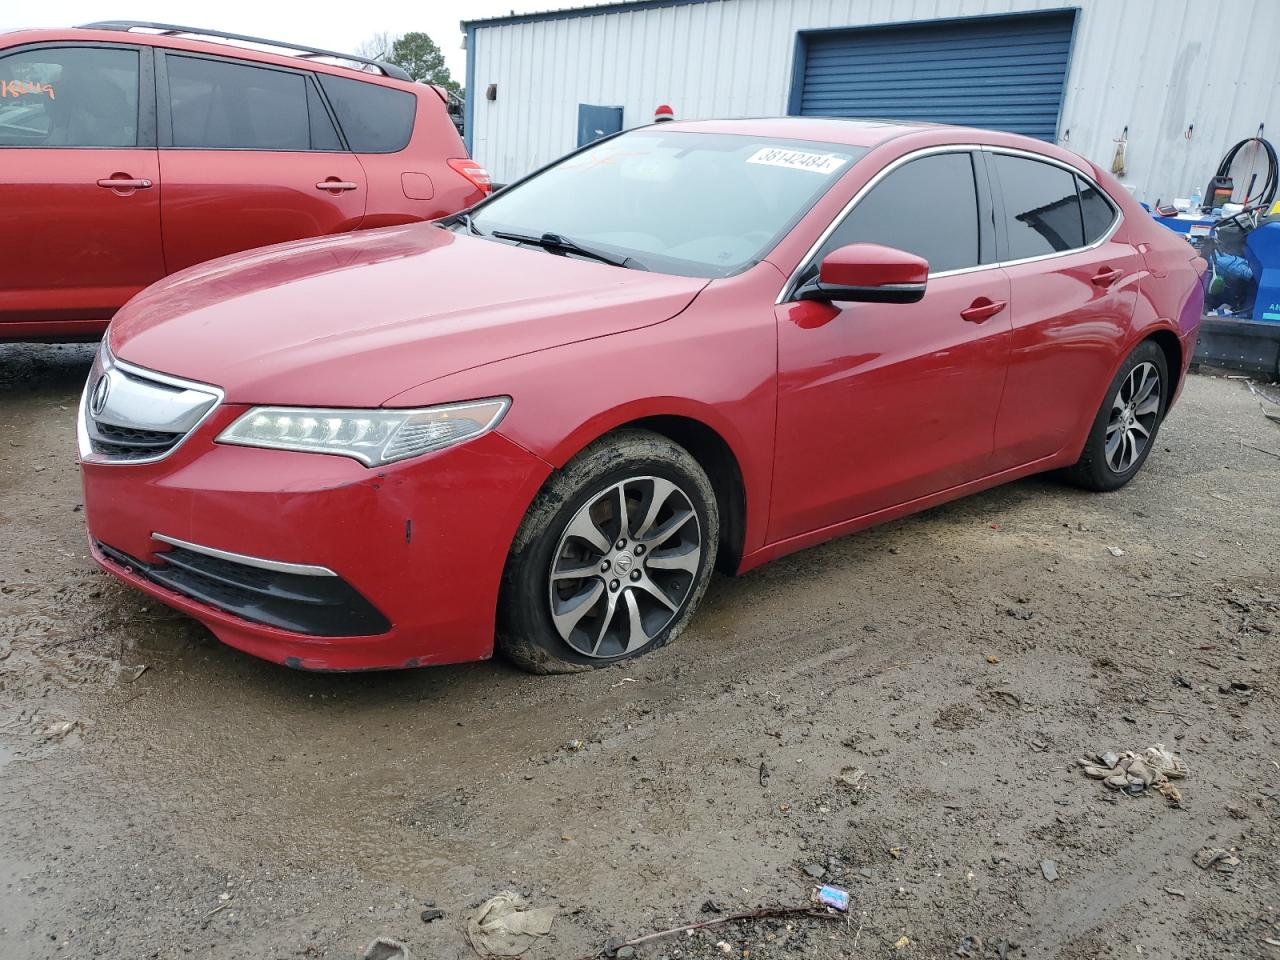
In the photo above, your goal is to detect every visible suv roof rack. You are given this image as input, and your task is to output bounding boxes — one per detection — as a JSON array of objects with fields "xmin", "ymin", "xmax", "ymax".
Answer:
[{"xmin": 76, "ymin": 21, "xmax": 414, "ymax": 81}]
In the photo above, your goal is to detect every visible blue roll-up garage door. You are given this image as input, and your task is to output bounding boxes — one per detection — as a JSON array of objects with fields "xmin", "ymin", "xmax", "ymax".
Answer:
[{"xmin": 792, "ymin": 12, "xmax": 1076, "ymax": 140}]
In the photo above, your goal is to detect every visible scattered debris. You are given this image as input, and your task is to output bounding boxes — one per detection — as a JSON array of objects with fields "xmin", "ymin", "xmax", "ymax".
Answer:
[
  {"xmin": 1040, "ymin": 860, "xmax": 1059, "ymax": 882},
  {"xmin": 122, "ymin": 663, "xmax": 149, "ymax": 682},
  {"xmin": 1172, "ymin": 674, "xmax": 1193, "ymax": 689},
  {"xmin": 985, "ymin": 654, "xmax": 1000, "ymax": 665},
  {"xmin": 609, "ymin": 677, "xmax": 637, "ymax": 688},
  {"xmin": 894, "ymin": 935, "xmax": 912, "ymax": 949},
  {"xmin": 758, "ymin": 761, "xmax": 769, "ymax": 787},
  {"xmin": 815, "ymin": 885, "xmax": 850, "ymax": 912},
  {"xmin": 701, "ymin": 899, "xmax": 723, "ymax": 914},
  {"xmin": 420, "ymin": 908, "xmax": 445, "ymax": 923},
  {"xmin": 1193, "ymin": 847, "xmax": 1241, "ymax": 873},
  {"xmin": 1163, "ymin": 887, "xmax": 1186, "ymax": 898},
  {"xmin": 956, "ymin": 935, "xmax": 984, "ymax": 957},
  {"xmin": 1107, "ymin": 546, "xmax": 1126, "ymax": 557},
  {"xmin": 1218, "ymin": 681, "xmax": 1253, "ymax": 695},
  {"xmin": 1078, "ymin": 743, "xmax": 1188, "ymax": 796},
  {"xmin": 575, "ymin": 904, "xmax": 836, "ymax": 960},
  {"xmin": 41, "ymin": 720, "xmax": 79, "ymax": 741},
  {"xmin": 466, "ymin": 891, "xmax": 554, "ymax": 957},
  {"xmin": 362, "ymin": 938, "xmax": 410, "ymax": 960},
  {"xmin": 565, "ymin": 739, "xmax": 585, "ymax": 752},
  {"xmin": 1155, "ymin": 782, "xmax": 1184, "ymax": 808},
  {"xmin": 802, "ymin": 862, "xmax": 825, "ymax": 879},
  {"xmin": 835, "ymin": 766, "xmax": 866, "ymax": 791}
]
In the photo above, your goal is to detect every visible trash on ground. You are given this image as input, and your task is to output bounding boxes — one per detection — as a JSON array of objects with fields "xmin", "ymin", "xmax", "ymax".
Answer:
[
  {"xmin": 41, "ymin": 720, "xmax": 79, "ymax": 740},
  {"xmin": 1040, "ymin": 859, "xmax": 1059, "ymax": 882},
  {"xmin": 1218, "ymin": 681, "xmax": 1253, "ymax": 695},
  {"xmin": 421, "ymin": 908, "xmax": 445, "ymax": 923},
  {"xmin": 467, "ymin": 891, "xmax": 554, "ymax": 957},
  {"xmin": 1107, "ymin": 546, "xmax": 1126, "ymax": 557},
  {"xmin": 575, "ymin": 904, "xmax": 835, "ymax": 960},
  {"xmin": 1193, "ymin": 846, "xmax": 1241, "ymax": 873},
  {"xmin": 815, "ymin": 884, "xmax": 850, "ymax": 911},
  {"xmin": 362, "ymin": 938, "xmax": 410, "ymax": 960},
  {"xmin": 1078, "ymin": 743, "xmax": 1188, "ymax": 795},
  {"xmin": 894, "ymin": 935, "xmax": 912, "ymax": 949}
]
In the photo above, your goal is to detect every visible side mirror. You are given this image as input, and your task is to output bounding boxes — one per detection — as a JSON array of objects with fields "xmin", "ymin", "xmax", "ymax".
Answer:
[{"xmin": 797, "ymin": 243, "xmax": 928, "ymax": 304}]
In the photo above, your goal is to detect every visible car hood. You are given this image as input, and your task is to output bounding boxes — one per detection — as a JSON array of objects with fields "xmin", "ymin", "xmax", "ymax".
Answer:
[{"xmin": 109, "ymin": 225, "xmax": 707, "ymax": 406}]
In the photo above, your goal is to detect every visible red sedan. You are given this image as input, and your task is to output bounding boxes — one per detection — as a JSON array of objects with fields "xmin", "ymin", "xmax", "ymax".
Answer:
[{"xmin": 78, "ymin": 118, "xmax": 1206, "ymax": 673}]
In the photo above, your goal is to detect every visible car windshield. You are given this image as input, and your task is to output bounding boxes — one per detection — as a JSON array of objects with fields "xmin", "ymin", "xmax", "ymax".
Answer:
[{"xmin": 468, "ymin": 130, "xmax": 867, "ymax": 278}]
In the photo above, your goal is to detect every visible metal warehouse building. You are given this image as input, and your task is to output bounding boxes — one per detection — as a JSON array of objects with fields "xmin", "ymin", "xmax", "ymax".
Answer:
[{"xmin": 462, "ymin": 0, "xmax": 1280, "ymax": 203}]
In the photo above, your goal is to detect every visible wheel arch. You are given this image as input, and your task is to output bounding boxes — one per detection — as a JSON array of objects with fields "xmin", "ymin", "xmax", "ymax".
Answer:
[
  {"xmin": 1144, "ymin": 327, "xmax": 1184, "ymax": 407},
  {"xmin": 534, "ymin": 404, "xmax": 754, "ymax": 576}
]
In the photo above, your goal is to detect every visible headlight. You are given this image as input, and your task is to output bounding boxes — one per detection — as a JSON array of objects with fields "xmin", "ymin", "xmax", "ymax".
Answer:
[{"xmin": 216, "ymin": 398, "xmax": 510, "ymax": 466}]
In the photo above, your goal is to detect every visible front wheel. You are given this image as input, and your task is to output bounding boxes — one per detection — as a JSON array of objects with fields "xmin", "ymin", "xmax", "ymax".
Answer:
[
  {"xmin": 1064, "ymin": 340, "xmax": 1169, "ymax": 491},
  {"xmin": 497, "ymin": 430, "xmax": 718, "ymax": 674}
]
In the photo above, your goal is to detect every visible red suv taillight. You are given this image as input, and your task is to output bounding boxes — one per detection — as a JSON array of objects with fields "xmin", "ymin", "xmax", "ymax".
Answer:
[{"xmin": 448, "ymin": 159, "xmax": 492, "ymax": 195}]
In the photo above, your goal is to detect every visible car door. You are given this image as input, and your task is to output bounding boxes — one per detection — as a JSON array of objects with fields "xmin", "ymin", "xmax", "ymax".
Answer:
[
  {"xmin": 0, "ymin": 42, "xmax": 163, "ymax": 335},
  {"xmin": 985, "ymin": 150, "xmax": 1144, "ymax": 470},
  {"xmin": 769, "ymin": 149, "xmax": 1012, "ymax": 543},
  {"xmin": 157, "ymin": 51, "xmax": 366, "ymax": 273}
]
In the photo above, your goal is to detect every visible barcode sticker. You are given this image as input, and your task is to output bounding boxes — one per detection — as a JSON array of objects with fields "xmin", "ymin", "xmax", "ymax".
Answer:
[{"xmin": 746, "ymin": 147, "xmax": 847, "ymax": 175}]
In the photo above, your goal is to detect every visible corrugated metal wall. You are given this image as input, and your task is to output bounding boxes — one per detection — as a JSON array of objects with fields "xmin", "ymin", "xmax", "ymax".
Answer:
[{"xmin": 468, "ymin": 0, "xmax": 1280, "ymax": 205}]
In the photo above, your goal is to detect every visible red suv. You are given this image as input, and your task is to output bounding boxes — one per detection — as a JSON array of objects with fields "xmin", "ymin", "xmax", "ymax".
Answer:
[
  {"xmin": 78, "ymin": 119, "xmax": 1205, "ymax": 674},
  {"xmin": 0, "ymin": 21, "xmax": 490, "ymax": 341}
]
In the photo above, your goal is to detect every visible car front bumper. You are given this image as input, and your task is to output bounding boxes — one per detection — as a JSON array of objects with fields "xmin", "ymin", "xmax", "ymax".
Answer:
[{"xmin": 80, "ymin": 402, "xmax": 552, "ymax": 670}]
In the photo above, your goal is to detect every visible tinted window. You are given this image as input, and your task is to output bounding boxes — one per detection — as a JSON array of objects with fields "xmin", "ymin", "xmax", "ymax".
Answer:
[
  {"xmin": 472, "ymin": 131, "xmax": 865, "ymax": 278},
  {"xmin": 814, "ymin": 152, "xmax": 981, "ymax": 274},
  {"xmin": 306, "ymin": 81, "xmax": 342, "ymax": 151},
  {"xmin": 0, "ymin": 46, "xmax": 138, "ymax": 147},
  {"xmin": 317, "ymin": 74, "xmax": 415, "ymax": 153},
  {"xmin": 1078, "ymin": 176, "xmax": 1116, "ymax": 244},
  {"xmin": 168, "ymin": 56, "xmax": 313, "ymax": 151},
  {"xmin": 994, "ymin": 154, "xmax": 1084, "ymax": 259}
]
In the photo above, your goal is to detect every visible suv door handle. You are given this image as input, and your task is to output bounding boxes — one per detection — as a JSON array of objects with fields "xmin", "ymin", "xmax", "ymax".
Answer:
[
  {"xmin": 960, "ymin": 297, "xmax": 1007, "ymax": 323},
  {"xmin": 316, "ymin": 180, "xmax": 359, "ymax": 192},
  {"xmin": 1092, "ymin": 267, "xmax": 1125, "ymax": 287},
  {"xmin": 97, "ymin": 177, "xmax": 152, "ymax": 190}
]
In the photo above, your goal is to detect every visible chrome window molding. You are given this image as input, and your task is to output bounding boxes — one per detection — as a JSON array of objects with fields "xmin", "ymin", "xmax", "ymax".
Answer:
[
  {"xmin": 777, "ymin": 143, "xmax": 1125, "ymax": 304},
  {"xmin": 151, "ymin": 533, "xmax": 337, "ymax": 577},
  {"xmin": 77, "ymin": 341, "xmax": 226, "ymax": 466}
]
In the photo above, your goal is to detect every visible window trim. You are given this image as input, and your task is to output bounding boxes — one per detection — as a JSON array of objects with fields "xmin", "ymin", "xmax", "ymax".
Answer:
[
  {"xmin": 156, "ymin": 48, "xmax": 350, "ymax": 153},
  {"xmin": 0, "ymin": 41, "xmax": 155, "ymax": 149},
  {"xmin": 778, "ymin": 144, "xmax": 1123, "ymax": 304}
]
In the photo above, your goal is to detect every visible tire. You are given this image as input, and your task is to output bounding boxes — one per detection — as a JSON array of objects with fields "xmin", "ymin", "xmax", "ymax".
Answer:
[
  {"xmin": 1063, "ymin": 340, "xmax": 1169, "ymax": 492},
  {"xmin": 497, "ymin": 429, "xmax": 719, "ymax": 674}
]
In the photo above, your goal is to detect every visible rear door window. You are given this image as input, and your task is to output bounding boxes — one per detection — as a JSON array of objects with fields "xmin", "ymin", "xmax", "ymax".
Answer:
[
  {"xmin": 0, "ymin": 46, "xmax": 139, "ymax": 147},
  {"xmin": 992, "ymin": 153, "xmax": 1086, "ymax": 259},
  {"xmin": 167, "ymin": 55, "xmax": 335, "ymax": 151},
  {"xmin": 1077, "ymin": 176, "xmax": 1117, "ymax": 244},
  {"xmin": 316, "ymin": 74, "xmax": 415, "ymax": 153},
  {"xmin": 813, "ymin": 151, "xmax": 983, "ymax": 275}
]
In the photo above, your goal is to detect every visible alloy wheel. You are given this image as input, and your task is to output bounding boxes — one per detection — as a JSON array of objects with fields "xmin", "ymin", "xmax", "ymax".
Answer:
[
  {"xmin": 1105, "ymin": 361, "xmax": 1161, "ymax": 473},
  {"xmin": 547, "ymin": 476, "xmax": 702, "ymax": 658}
]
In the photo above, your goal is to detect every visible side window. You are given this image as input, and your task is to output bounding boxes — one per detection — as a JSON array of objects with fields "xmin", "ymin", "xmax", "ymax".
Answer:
[
  {"xmin": 813, "ymin": 152, "xmax": 981, "ymax": 276},
  {"xmin": 1078, "ymin": 176, "xmax": 1117, "ymax": 245},
  {"xmin": 317, "ymin": 74, "xmax": 415, "ymax": 153},
  {"xmin": 993, "ymin": 154, "xmax": 1085, "ymax": 259},
  {"xmin": 306, "ymin": 81, "xmax": 342, "ymax": 151},
  {"xmin": 0, "ymin": 46, "xmax": 138, "ymax": 147},
  {"xmin": 167, "ymin": 55, "xmax": 313, "ymax": 151}
]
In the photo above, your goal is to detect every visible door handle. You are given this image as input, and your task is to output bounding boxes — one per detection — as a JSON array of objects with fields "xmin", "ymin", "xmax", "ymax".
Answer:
[
  {"xmin": 960, "ymin": 297, "xmax": 1008, "ymax": 323},
  {"xmin": 316, "ymin": 180, "xmax": 359, "ymax": 191},
  {"xmin": 96, "ymin": 177, "xmax": 152, "ymax": 190},
  {"xmin": 1092, "ymin": 266, "xmax": 1125, "ymax": 287}
]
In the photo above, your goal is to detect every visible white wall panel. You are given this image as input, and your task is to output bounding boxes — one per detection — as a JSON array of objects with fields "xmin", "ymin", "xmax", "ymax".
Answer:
[{"xmin": 469, "ymin": 0, "xmax": 1280, "ymax": 203}]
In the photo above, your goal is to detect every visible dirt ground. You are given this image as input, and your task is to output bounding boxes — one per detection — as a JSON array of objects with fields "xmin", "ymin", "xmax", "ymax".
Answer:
[{"xmin": 0, "ymin": 342, "xmax": 1277, "ymax": 960}]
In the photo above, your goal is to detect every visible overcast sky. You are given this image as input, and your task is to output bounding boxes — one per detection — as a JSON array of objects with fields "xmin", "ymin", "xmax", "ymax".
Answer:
[{"xmin": 6, "ymin": 2, "xmax": 560, "ymax": 85}]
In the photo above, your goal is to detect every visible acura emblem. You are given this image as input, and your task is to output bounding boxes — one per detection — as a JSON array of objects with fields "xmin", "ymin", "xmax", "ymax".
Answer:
[{"xmin": 90, "ymin": 374, "xmax": 111, "ymax": 417}]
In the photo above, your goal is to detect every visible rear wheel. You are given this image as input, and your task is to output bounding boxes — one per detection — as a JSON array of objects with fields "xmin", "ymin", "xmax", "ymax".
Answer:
[
  {"xmin": 1064, "ymin": 340, "xmax": 1169, "ymax": 491},
  {"xmin": 497, "ymin": 430, "xmax": 718, "ymax": 674}
]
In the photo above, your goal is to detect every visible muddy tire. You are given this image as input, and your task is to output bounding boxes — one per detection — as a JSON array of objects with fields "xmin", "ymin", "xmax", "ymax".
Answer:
[
  {"xmin": 1063, "ymin": 339, "xmax": 1169, "ymax": 492},
  {"xmin": 497, "ymin": 429, "xmax": 718, "ymax": 674}
]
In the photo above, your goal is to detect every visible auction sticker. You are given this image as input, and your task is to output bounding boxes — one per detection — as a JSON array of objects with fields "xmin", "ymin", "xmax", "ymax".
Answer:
[{"xmin": 746, "ymin": 147, "xmax": 847, "ymax": 175}]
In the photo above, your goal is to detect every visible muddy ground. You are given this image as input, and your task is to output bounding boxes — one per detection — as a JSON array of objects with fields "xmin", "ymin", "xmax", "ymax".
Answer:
[{"xmin": 0, "ymin": 342, "xmax": 1277, "ymax": 960}]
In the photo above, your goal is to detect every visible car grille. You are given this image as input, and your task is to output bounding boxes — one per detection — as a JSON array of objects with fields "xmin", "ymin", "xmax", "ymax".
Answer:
[
  {"xmin": 97, "ymin": 540, "xmax": 391, "ymax": 638},
  {"xmin": 78, "ymin": 344, "xmax": 223, "ymax": 465}
]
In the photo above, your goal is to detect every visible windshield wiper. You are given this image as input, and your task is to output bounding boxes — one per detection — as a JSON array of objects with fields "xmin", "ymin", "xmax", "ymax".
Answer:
[{"xmin": 490, "ymin": 230, "xmax": 645, "ymax": 270}]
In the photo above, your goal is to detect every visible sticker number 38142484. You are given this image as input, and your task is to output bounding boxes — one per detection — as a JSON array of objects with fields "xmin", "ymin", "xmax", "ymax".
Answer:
[{"xmin": 746, "ymin": 147, "xmax": 847, "ymax": 175}]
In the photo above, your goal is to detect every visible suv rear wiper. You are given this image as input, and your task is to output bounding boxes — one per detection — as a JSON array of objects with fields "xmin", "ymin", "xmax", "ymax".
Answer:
[{"xmin": 490, "ymin": 230, "xmax": 645, "ymax": 270}]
